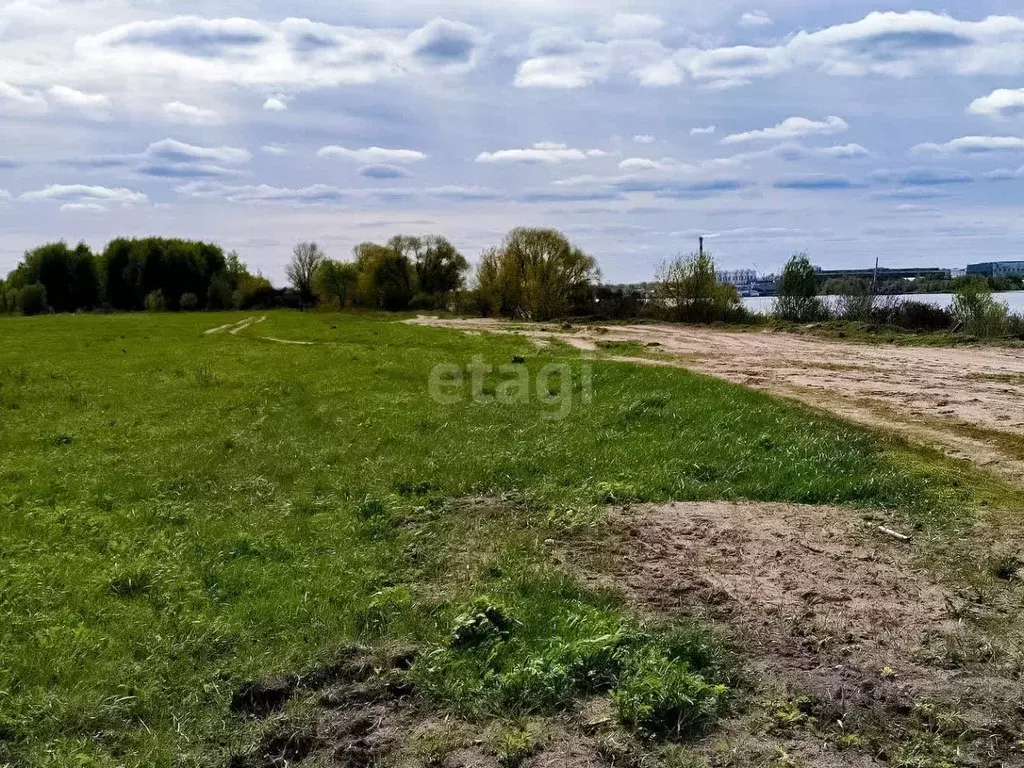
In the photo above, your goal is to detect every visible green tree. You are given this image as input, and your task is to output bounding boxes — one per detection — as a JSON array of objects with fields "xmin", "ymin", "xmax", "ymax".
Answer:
[
  {"xmin": 313, "ymin": 259, "xmax": 359, "ymax": 309},
  {"xmin": 655, "ymin": 251, "xmax": 740, "ymax": 323},
  {"xmin": 476, "ymin": 228, "xmax": 598, "ymax": 320},
  {"xmin": 355, "ymin": 243, "xmax": 416, "ymax": 311},
  {"xmin": 774, "ymin": 253, "xmax": 826, "ymax": 322},
  {"xmin": 286, "ymin": 242, "xmax": 326, "ymax": 308},
  {"xmin": 18, "ymin": 241, "xmax": 100, "ymax": 313},
  {"xmin": 0, "ymin": 279, "xmax": 12, "ymax": 314},
  {"xmin": 99, "ymin": 238, "xmax": 228, "ymax": 310},
  {"xmin": 389, "ymin": 235, "xmax": 469, "ymax": 308},
  {"xmin": 17, "ymin": 283, "xmax": 49, "ymax": 316}
]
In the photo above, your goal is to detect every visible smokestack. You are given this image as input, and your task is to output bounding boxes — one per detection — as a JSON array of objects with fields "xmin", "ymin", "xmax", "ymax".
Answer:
[{"xmin": 699, "ymin": 236, "xmax": 704, "ymax": 258}]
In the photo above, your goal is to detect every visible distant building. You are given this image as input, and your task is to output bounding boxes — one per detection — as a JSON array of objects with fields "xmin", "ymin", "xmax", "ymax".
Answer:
[
  {"xmin": 716, "ymin": 269, "xmax": 758, "ymax": 286},
  {"xmin": 966, "ymin": 261, "xmax": 1024, "ymax": 278},
  {"xmin": 812, "ymin": 266, "xmax": 950, "ymax": 282}
]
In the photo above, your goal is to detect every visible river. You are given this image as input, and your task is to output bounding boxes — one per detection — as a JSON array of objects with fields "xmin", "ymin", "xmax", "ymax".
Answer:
[{"xmin": 742, "ymin": 291, "xmax": 1024, "ymax": 316}]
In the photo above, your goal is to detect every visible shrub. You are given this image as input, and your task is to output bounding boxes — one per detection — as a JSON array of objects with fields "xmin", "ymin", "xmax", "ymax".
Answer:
[
  {"xmin": 236, "ymin": 275, "xmax": 275, "ymax": 309},
  {"xmin": 206, "ymin": 274, "xmax": 232, "ymax": 310},
  {"xmin": 179, "ymin": 292, "xmax": 199, "ymax": 311},
  {"xmin": 655, "ymin": 251, "xmax": 743, "ymax": 324},
  {"xmin": 873, "ymin": 299, "xmax": 952, "ymax": 331},
  {"xmin": 952, "ymin": 278, "xmax": 1010, "ymax": 338},
  {"xmin": 829, "ymin": 278, "xmax": 874, "ymax": 321},
  {"xmin": 17, "ymin": 283, "xmax": 49, "ymax": 316},
  {"xmin": 144, "ymin": 289, "xmax": 166, "ymax": 312},
  {"xmin": 774, "ymin": 253, "xmax": 828, "ymax": 322}
]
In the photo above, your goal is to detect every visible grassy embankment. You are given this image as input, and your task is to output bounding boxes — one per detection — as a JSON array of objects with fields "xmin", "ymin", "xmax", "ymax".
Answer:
[{"xmin": 0, "ymin": 311, "xmax": 1004, "ymax": 766}]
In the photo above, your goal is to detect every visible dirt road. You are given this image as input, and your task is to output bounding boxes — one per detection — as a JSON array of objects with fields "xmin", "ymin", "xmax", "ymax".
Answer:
[{"xmin": 410, "ymin": 317, "xmax": 1024, "ymax": 486}]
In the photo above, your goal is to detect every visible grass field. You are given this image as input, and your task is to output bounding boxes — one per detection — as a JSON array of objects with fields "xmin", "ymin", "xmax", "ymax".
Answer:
[{"xmin": 0, "ymin": 311, "xmax": 997, "ymax": 767}]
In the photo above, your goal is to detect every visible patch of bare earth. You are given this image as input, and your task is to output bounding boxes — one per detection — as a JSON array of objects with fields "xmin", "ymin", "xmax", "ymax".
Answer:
[
  {"xmin": 570, "ymin": 501, "xmax": 1024, "ymax": 766},
  {"xmin": 227, "ymin": 647, "xmax": 631, "ymax": 768},
  {"xmin": 407, "ymin": 317, "xmax": 1024, "ymax": 488}
]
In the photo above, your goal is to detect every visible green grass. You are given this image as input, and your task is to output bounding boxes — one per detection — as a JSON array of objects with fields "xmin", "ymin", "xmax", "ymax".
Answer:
[{"xmin": 0, "ymin": 311, "xmax": 972, "ymax": 766}]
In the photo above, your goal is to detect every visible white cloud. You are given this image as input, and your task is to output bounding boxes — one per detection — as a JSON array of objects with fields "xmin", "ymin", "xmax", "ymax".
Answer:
[
  {"xmin": 600, "ymin": 13, "xmax": 664, "ymax": 39},
  {"xmin": 968, "ymin": 88, "xmax": 1024, "ymax": 120},
  {"xmin": 816, "ymin": 143, "xmax": 871, "ymax": 159},
  {"xmin": 0, "ymin": 80, "xmax": 47, "ymax": 113},
  {"xmin": 60, "ymin": 202, "xmax": 108, "ymax": 213},
  {"xmin": 73, "ymin": 16, "xmax": 488, "ymax": 90},
  {"xmin": 317, "ymin": 146, "xmax": 427, "ymax": 164},
  {"xmin": 517, "ymin": 11, "xmax": 1024, "ymax": 91},
  {"xmin": 691, "ymin": 125, "xmax": 716, "ymax": 135},
  {"xmin": 163, "ymin": 101, "xmax": 222, "ymax": 126},
  {"xmin": 739, "ymin": 12, "xmax": 773, "ymax": 28},
  {"xmin": 20, "ymin": 184, "xmax": 147, "ymax": 207},
  {"xmin": 263, "ymin": 95, "xmax": 289, "ymax": 112},
  {"xmin": 175, "ymin": 181, "xmax": 503, "ymax": 205},
  {"xmin": 984, "ymin": 166, "xmax": 1024, "ymax": 180},
  {"xmin": 913, "ymin": 136, "xmax": 1024, "ymax": 155},
  {"xmin": 48, "ymin": 85, "xmax": 111, "ymax": 119},
  {"xmin": 617, "ymin": 157, "xmax": 682, "ymax": 172},
  {"xmin": 514, "ymin": 29, "xmax": 679, "ymax": 88},
  {"xmin": 633, "ymin": 134, "xmax": 655, "ymax": 144},
  {"xmin": 145, "ymin": 138, "xmax": 250, "ymax": 165},
  {"xmin": 262, "ymin": 144, "xmax": 287, "ymax": 155},
  {"xmin": 776, "ymin": 142, "xmax": 872, "ymax": 160},
  {"xmin": 721, "ymin": 116, "xmax": 849, "ymax": 144},
  {"xmin": 137, "ymin": 138, "xmax": 251, "ymax": 178},
  {"xmin": 476, "ymin": 142, "xmax": 605, "ymax": 164}
]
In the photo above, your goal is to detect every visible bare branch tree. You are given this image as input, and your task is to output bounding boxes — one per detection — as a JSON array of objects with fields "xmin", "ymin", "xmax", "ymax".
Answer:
[{"xmin": 286, "ymin": 242, "xmax": 326, "ymax": 308}]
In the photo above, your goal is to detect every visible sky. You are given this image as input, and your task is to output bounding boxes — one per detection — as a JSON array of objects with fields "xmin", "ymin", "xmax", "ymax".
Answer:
[{"xmin": 1, "ymin": 1, "xmax": 1024, "ymax": 284}]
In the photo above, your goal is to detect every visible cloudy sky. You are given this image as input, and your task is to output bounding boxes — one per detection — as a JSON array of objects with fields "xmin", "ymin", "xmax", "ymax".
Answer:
[{"xmin": 2, "ymin": 0, "xmax": 1024, "ymax": 283}]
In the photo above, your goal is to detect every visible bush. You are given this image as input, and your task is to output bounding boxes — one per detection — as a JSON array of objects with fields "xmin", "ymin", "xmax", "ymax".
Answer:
[
  {"xmin": 17, "ymin": 283, "xmax": 49, "ymax": 316},
  {"xmin": 144, "ymin": 290, "xmax": 166, "ymax": 312},
  {"xmin": 179, "ymin": 292, "xmax": 199, "ymax": 311},
  {"xmin": 872, "ymin": 299, "xmax": 952, "ymax": 332},
  {"xmin": 829, "ymin": 278, "xmax": 874, "ymax": 321},
  {"xmin": 236, "ymin": 275, "xmax": 275, "ymax": 309},
  {"xmin": 952, "ymin": 279, "xmax": 1010, "ymax": 338},
  {"xmin": 774, "ymin": 253, "xmax": 828, "ymax": 322},
  {"xmin": 655, "ymin": 251, "xmax": 743, "ymax": 324}
]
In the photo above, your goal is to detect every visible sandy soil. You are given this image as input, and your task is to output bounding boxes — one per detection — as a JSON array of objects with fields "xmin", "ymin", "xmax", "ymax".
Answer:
[
  {"xmin": 569, "ymin": 501, "xmax": 1024, "ymax": 766},
  {"xmin": 409, "ymin": 317, "xmax": 1024, "ymax": 486}
]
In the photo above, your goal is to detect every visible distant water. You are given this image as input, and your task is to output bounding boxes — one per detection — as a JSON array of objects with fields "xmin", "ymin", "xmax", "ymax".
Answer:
[{"xmin": 742, "ymin": 291, "xmax": 1024, "ymax": 316}]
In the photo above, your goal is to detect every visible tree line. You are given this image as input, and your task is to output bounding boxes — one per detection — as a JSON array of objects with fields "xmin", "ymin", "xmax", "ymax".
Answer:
[
  {"xmin": 3, "ymin": 232, "xmax": 1021, "ymax": 338},
  {"xmin": 0, "ymin": 238, "xmax": 277, "ymax": 316},
  {"xmin": 0, "ymin": 228, "xmax": 605, "ymax": 320}
]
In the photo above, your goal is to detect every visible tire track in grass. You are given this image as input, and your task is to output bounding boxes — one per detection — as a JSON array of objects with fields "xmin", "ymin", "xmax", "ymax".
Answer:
[
  {"xmin": 230, "ymin": 316, "xmax": 266, "ymax": 335},
  {"xmin": 260, "ymin": 336, "xmax": 315, "ymax": 346}
]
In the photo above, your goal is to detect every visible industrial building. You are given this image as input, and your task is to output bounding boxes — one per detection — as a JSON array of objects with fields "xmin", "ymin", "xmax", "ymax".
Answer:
[
  {"xmin": 966, "ymin": 261, "xmax": 1024, "ymax": 278},
  {"xmin": 812, "ymin": 266, "xmax": 951, "ymax": 282}
]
